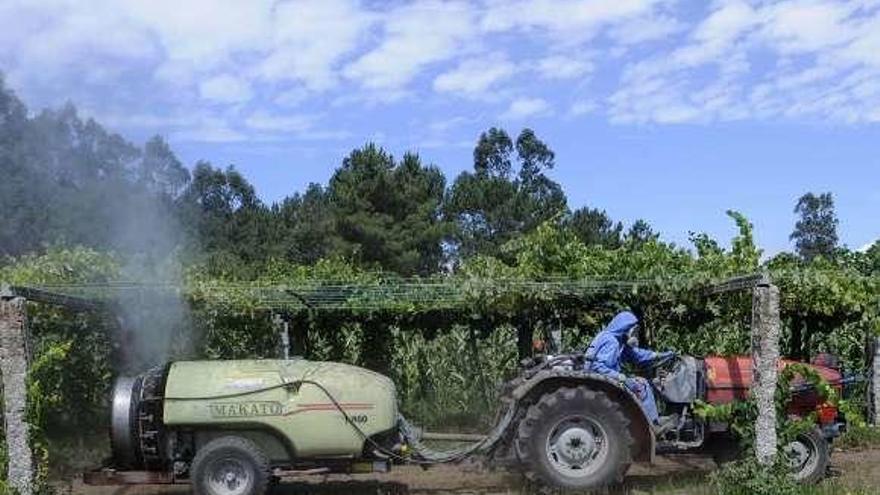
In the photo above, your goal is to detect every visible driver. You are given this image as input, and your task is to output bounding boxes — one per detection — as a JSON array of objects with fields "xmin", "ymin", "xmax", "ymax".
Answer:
[{"xmin": 584, "ymin": 311, "xmax": 677, "ymax": 433}]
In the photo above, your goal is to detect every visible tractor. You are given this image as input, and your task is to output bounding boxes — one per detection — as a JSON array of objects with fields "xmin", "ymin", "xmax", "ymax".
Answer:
[
  {"xmin": 488, "ymin": 351, "xmax": 847, "ymax": 489},
  {"xmin": 89, "ymin": 353, "xmax": 846, "ymax": 495}
]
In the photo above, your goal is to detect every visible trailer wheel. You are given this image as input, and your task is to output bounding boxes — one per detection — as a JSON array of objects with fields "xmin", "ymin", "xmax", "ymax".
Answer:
[
  {"xmin": 516, "ymin": 386, "xmax": 632, "ymax": 491},
  {"xmin": 783, "ymin": 428, "xmax": 829, "ymax": 484},
  {"xmin": 191, "ymin": 436, "xmax": 270, "ymax": 495}
]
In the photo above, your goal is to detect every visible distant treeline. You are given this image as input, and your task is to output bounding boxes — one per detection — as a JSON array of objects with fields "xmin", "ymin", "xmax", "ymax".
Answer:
[
  {"xmin": 2, "ymin": 73, "xmax": 876, "ymax": 278},
  {"xmin": 0, "ymin": 76, "xmax": 660, "ymax": 276}
]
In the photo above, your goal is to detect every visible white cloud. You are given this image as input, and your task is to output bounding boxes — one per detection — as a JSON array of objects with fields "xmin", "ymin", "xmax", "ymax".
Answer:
[
  {"xmin": 121, "ymin": 0, "xmax": 273, "ymax": 69},
  {"xmin": 535, "ymin": 55, "xmax": 593, "ymax": 80},
  {"xmin": 344, "ymin": 0, "xmax": 477, "ymax": 89},
  {"xmin": 199, "ymin": 75, "xmax": 253, "ymax": 104},
  {"xmin": 274, "ymin": 87, "xmax": 309, "ymax": 107},
  {"xmin": 173, "ymin": 115, "xmax": 248, "ymax": 143},
  {"xmin": 858, "ymin": 240, "xmax": 878, "ymax": 252},
  {"xmin": 331, "ymin": 88, "xmax": 412, "ymax": 108},
  {"xmin": 6, "ymin": 0, "xmax": 880, "ymax": 144},
  {"xmin": 609, "ymin": 0, "xmax": 880, "ymax": 124},
  {"xmin": 1, "ymin": 1, "xmax": 157, "ymax": 89},
  {"xmin": 257, "ymin": 0, "xmax": 375, "ymax": 90},
  {"xmin": 481, "ymin": 0, "xmax": 663, "ymax": 42},
  {"xmin": 176, "ymin": 126, "xmax": 246, "ymax": 143},
  {"xmin": 89, "ymin": 111, "xmax": 199, "ymax": 130},
  {"xmin": 433, "ymin": 54, "xmax": 517, "ymax": 95},
  {"xmin": 233, "ymin": 111, "xmax": 350, "ymax": 141},
  {"xmin": 1, "ymin": 0, "xmax": 372, "ymax": 95},
  {"xmin": 569, "ymin": 99, "xmax": 597, "ymax": 116},
  {"xmin": 675, "ymin": 1, "xmax": 757, "ymax": 67},
  {"xmin": 837, "ymin": 15, "xmax": 880, "ymax": 67},
  {"xmin": 758, "ymin": 1, "xmax": 857, "ymax": 54},
  {"xmin": 609, "ymin": 13, "xmax": 685, "ymax": 45},
  {"xmin": 501, "ymin": 97, "xmax": 552, "ymax": 120},
  {"xmin": 428, "ymin": 116, "xmax": 473, "ymax": 133},
  {"xmin": 244, "ymin": 111, "xmax": 313, "ymax": 133}
]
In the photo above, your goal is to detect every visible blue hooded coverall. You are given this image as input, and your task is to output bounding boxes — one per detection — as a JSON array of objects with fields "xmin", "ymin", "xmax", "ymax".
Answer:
[{"xmin": 584, "ymin": 311, "xmax": 661, "ymax": 423}]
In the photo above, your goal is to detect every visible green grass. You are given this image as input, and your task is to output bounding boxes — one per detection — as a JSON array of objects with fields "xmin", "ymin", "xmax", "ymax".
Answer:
[
  {"xmin": 45, "ymin": 428, "xmax": 108, "ymax": 480},
  {"xmin": 837, "ymin": 424, "xmax": 880, "ymax": 451},
  {"xmin": 630, "ymin": 479, "xmax": 874, "ymax": 495}
]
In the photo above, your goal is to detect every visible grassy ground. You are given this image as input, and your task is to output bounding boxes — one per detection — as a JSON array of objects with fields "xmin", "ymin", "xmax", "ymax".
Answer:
[
  {"xmin": 63, "ymin": 449, "xmax": 880, "ymax": 495},
  {"xmin": 59, "ymin": 426, "xmax": 880, "ymax": 495},
  {"xmin": 636, "ymin": 477, "xmax": 874, "ymax": 495}
]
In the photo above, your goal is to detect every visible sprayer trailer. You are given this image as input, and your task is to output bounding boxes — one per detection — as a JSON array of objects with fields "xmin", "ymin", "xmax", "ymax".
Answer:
[
  {"xmin": 93, "ymin": 360, "xmax": 402, "ymax": 494},
  {"xmin": 87, "ymin": 354, "xmax": 846, "ymax": 495}
]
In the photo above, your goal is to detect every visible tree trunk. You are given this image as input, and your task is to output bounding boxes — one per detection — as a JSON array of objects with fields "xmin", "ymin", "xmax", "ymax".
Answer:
[
  {"xmin": 516, "ymin": 319, "xmax": 534, "ymax": 360},
  {"xmin": 361, "ymin": 318, "xmax": 392, "ymax": 375},
  {"xmin": 790, "ymin": 316, "xmax": 803, "ymax": 361},
  {"xmin": 751, "ymin": 283, "xmax": 781, "ymax": 466},
  {"xmin": 0, "ymin": 297, "xmax": 33, "ymax": 495}
]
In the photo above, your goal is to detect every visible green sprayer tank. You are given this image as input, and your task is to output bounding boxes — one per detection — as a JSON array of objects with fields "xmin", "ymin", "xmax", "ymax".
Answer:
[{"xmin": 110, "ymin": 359, "xmax": 401, "ymax": 487}]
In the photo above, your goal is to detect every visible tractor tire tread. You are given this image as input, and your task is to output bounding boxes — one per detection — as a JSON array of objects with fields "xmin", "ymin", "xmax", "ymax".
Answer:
[
  {"xmin": 794, "ymin": 428, "xmax": 830, "ymax": 484},
  {"xmin": 515, "ymin": 386, "xmax": 633, "ymax": 491}
]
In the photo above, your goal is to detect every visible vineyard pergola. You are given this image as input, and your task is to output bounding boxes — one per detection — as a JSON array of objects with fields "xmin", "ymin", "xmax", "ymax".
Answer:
[
  {"xmin": 4, "ymin": 273, "xmax": 766, "ymax": 353},
  {"xmin": 0, "ymin": 273, "xmax": 871, "ymax": 494}
]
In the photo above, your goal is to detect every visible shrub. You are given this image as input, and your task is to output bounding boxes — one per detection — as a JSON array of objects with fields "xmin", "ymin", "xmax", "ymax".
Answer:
[{"xmin": 709, "ymin": 459, "xmax": 800, "ymax": 495}]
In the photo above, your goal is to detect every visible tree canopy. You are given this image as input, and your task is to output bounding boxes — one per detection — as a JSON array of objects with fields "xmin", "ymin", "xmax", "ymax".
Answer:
[
  {"xmin": 791, "ymin": 192, "xmax": 839, "ymax": 261},
  {"xmin": 444, "ymin": 127, "xmax": 567, "ymax": 261},
  {"xmin": 0, "ymin": 77, "xmax": 657, "ymax": 274},
  {"xmin": 328, "ymin": 144, "xmax": 449, "ymax": 275}
]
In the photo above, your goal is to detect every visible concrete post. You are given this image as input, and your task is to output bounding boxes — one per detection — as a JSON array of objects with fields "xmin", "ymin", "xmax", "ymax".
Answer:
[
  {"xmin": 273, "ymin": 313, "xmax": 290, "ymax": 360},
  {"xmin": 0, "ymin": 296, "xmax": 33, "ymax": 495},
  {"xmin": 751, "ymin": 281, "xmax": 781, "ymax": 465},
  {"xmin": 872, "ymin": 336, "xmax": 880, "ymax": 426}
]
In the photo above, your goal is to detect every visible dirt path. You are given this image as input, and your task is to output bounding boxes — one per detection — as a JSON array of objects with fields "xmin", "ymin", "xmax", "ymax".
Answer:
[
  {"xmin": 825, "ymin": 448, "xmax": 880, "ymax": 488},
  {"xmin": 64, "ymin": 449, "xmax": 880, "ymax": 494}
]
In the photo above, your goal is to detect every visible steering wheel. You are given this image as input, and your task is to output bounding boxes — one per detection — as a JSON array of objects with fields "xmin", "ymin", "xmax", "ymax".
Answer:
[
  {"xmin": 645, "ymin": 353, "xmax": 678, "ymax": 386},
  {"xmin": 648, "ymin": 352, "xmax": 677, "ymax": 371}
]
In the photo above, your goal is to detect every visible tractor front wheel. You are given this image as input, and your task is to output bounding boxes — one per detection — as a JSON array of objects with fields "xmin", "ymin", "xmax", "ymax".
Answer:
[
  {"xmin": 783, "ymin": 428, "xmax": 829, "ymax": 484},
  {"xmin": 515, "ymin": 386, "xmax": 633, "ymax": 491}
]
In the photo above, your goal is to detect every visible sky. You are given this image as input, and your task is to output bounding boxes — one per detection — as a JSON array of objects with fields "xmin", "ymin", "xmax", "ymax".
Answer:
[{"xmin": 1, "ymin": 0, "xmax": 878, "ymax": 255}]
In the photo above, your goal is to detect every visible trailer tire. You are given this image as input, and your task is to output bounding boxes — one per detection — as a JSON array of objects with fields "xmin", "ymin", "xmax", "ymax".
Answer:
[
  {"xmin": 516, "ymin": 386, "xmax": 632, "ymax": 491},
  {"xmin": 192, "ymin": 436, "xmax": 270, "ymax": 495}
]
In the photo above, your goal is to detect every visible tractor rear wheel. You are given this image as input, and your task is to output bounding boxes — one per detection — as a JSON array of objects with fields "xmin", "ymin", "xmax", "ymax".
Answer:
[
  {"xmin": 191, "ymin": 436, "xmax": 271, "ymax": 495},
  {"xmin": 515, "ymin": 386, "xmax": 633, "ymax": 491}
]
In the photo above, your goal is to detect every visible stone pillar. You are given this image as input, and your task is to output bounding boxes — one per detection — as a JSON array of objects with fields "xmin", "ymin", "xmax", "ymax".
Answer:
[
  {"xmin": 273, "ymin": 313, "xmax": 290, "ymax": 360},
  {"xmin": 751, "ymin": 282, "xmax": 781, "ymax": 465},
  {"xmin": 872, "ymin": 336, "xmax": 880, "ymax": 426},
  {"xmin": 0, "ymin": 297, "xmax": 33, "ymax": 495}
]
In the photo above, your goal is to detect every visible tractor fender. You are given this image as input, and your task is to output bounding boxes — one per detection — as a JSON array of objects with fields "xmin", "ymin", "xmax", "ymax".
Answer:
[{"xmin": 510, "ymin": 369, "xmax": 655, "ymax": 463}]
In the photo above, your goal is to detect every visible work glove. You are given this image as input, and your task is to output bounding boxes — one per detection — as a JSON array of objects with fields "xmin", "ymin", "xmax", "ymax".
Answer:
[{"xmin": 624, "ymin": 377, "xmax": 647, "ymax": 400}]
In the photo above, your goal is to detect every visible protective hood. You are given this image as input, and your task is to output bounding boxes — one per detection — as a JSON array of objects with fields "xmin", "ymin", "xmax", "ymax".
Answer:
[{"xmin": 604, "ymin": 311, "xmax": 638, "ymax": 338}]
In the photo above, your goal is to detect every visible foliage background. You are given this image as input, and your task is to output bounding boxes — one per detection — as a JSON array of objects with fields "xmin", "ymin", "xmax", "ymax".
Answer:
[
  {"xmin": 2, "ymin": 213, "xmax": 877, "ymax": 441},
  {"xmin": 0, "ymin": 72, "xmax": 879, "ymax": 483}
]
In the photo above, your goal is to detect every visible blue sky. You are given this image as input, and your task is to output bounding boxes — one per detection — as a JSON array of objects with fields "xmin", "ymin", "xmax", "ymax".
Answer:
[{"xmin": 1, "ymin": 0, "xmax": 878, "ymax": 254}]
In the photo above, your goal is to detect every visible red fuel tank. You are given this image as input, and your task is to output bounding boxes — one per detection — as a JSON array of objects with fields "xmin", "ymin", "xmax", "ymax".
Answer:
[{"xmin": 704, "ymin": 356, "xmax": 842, "ymax": 414}]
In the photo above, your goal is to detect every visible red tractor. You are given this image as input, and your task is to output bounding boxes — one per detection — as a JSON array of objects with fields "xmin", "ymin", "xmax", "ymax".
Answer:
[{"xmin": 488, "ymin": 352, "xmax": 846, "ymax": 491}]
